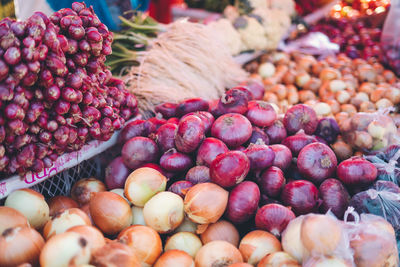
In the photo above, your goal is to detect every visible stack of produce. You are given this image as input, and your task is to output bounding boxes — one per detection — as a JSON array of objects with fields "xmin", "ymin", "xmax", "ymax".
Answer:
[
  {"xmin": 329, "ymin": 0, "xmax": 389, "ymax": 19},
  {"xmin": 0, "ymin": 3, "xmax": 138, "ymax": 176}
]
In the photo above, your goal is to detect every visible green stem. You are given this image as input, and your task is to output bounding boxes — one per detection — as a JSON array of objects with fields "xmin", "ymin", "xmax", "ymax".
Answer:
[{"xmin": 119, "ymin": 16, "xmax": 165, "ymax": 32}]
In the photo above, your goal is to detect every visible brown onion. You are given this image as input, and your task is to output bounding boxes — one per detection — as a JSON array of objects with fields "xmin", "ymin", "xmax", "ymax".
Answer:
[
  {"xmin": 118, "ymin": 225, "xmax": 162, "ymax": 266},
  {"xmin": 258, "ymin": 252, "xmax": 300, "ymax": 267},
  {"xmin": 200, "ymin": 220, "xmax": 239, "ymax": 247},
  {"xmin": 40, "ymin": 232, "xmax": 91, "ymax": 267},
  {"xmin": 195, "ymin": 240, "xmax": 243, "ymax": 267},
  {"xmin": 239, "ymin": 230, "xmax": 282, "ymax": 265},
  {"xmin": 0, "ymin": 226, "xmax": 45, "ymax": 267},
  {"xmin": 80, "ymin": 204, "xmax": 93, "ymax": 224},
  {"xmin": 184, "ymin": 183, "xmax": 228, "ymax": 224},
  {"xmin": 71, "ymin": 178, "xmax": 106, "ymax": 206},
  {"xmin": 124, "ymin": 167, "xmax": 167, "ymax": 207},
  {"xmin": 154, "ymin": 250, "xmax": 195, "ymax": 267},
  {"xmin": 48, "ymin": 196, "xmax": 79, "ymax": 217},
  {"xmin": 5, "ymin": 189, "xmax": 49, "ymax": 229},
  {"xmin": 255, "ymin": 204, "xmax": 295, "ymax": 237},
  {"xmin": 43, "ymin": 208, "xmax": 91, "ymax": 240},
  {"xmin": 143, "ymin": 192, "xmax": 184, "ymax": 233},
  {"xmin": 165, "ymin": 232, "xmax": 203, "ymax": 258},
  {"xmin": 0, "ymin": 206, "xmax": 29, "ymax": 234},
  {"xmin": 90, "ymin": 241, "xmax": 141, "ymax": 267},
  {"xmin": 89, "ymin": 192, "xmax": 132, "ymax": 236},
  {"xmin": 67, "ymin": 225, "xmax": 105, "ymax": 254}
]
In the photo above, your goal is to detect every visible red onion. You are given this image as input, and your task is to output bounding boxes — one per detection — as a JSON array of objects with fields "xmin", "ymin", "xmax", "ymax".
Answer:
[
  {"xmin": 281, "ymin": 132, "xmax": 318, "ymax": 156},
  {"xmin": 259, "ymin": 166, "xmax": 286, "ymax": 198},
  {"xmin": 148, "ymin": 115, "xmax": 166, "ymax": 131},
  {"xmin": 246, "ymin": 100, "xmax": 276, "ymax": 127},
  {"xmin": 175, "ymin": 115, "xmax": 205, "ymax": 153},
  {"xmin": 270, "ymin": 144, "xmax": 292, "ymax": 171},
  {"xmin": 155, "ymin": 123, "xmax": 177, "ymax": 153},
  {"xmin": 246, "ymin": 79, "xmax": 264, "ymax": 100},
  {"xmin": 225, "ymin": 181, "xmax": 260, "ymax": 224},
  {"xmin": 265, "ymin": 120, "xmax": 287, "ymax": 144},
  {"xmin": 181, "ymin": 111, "xmax": 214, "ymax": 133},
  {"xmin": 176, "ymin": 98, "xmax": 209, "ymax": 116},
  {"xmin": 248, "ymin": 127, "xmax": 269, "ymax": 145},
  {"xmin": 337, "ymin": 157, "xmax": 377, "ymax": 187},
  {"xmin": 185, "ymin": 166, "xmax": 210, "ymax": 184},
  {"xmin": 283, "ymin": 104, "xmax": 318, "ymax": 135},
  {"xmin": 281, "ymin": 180, "xmax": 319, "ymax": 215},
  {"xmin": 210, "ymin": 151, "xmax": 250, "ymax": 188},
  {"xmin": 166, "ymin": 117, "xmax": 179, "ymax": 125},
  {"xmin": 196, "ymin": 137, "xmax": 229, "ymax": 167},
  {"xmin": 122, "ymin": 137, "xmax": 159, "ymax": 169},
  {"xmin": 160, "ymin": 148, "xmax": 193, "ymax": 173},
  {"xmin": 315, "ymin": 118, "xmax": 340, "ymax": 144},
  {"xmin": 244, "ymin": 142, "xmax": 275, "ymax": 171},
  {"xmin": 155, "ymin": 103, "xmax": 177, "ymax": 118},
  {"xmin": 255, "ymin": 204, "xmax": 295, "ymax": 237},
  {"xmin": 217, "ymin": 87, "xmax": 250, "ymax": 115},
  {"xmin": 319, "ymin": 178, "xmax": 350, "ymax": 219},
  {"xmin": 105, "ymin": 156, "xmax": 130, "ymax": 190},
  {"xmin": 297, "ymin": 143, "xmax": 337, "ymax": 185},
  {"xmin": 211, "ymin": 113, "xmax": 252, "ymax": 147},
  {"xmin": 168, "ymin": 181, "xmax": 194, "ymax": 198}
]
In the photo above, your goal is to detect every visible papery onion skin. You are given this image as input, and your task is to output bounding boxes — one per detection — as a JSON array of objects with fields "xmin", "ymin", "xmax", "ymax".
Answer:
[
  {"xmin": 281, "ymin": 217, "xmax": 308, "ymax": 263},
  {"xmin": 225, "ymin": 181, "xmax": 260, "ymax": 224},
  {"xmin": 185, "ymin": 166, "xmax": 211, "ymax": 184},
  {"xmin": 175, "ymin": 115, "xmax": 205, "ymax": 153},
  {"xmin": 90, "ymin": 241, "xmax": 141, "ymax": 267},
  {"xmin": 118, "ymin": 225, "xmax": 162, "ymax": 266},
  {"xmin": 196, "ymin": 137, "xmax": 229, "ymax": 167},
  {"xmin": 67, "ymin": 225, "xmax": 105, "ymax": 253},
  {"xmin": 337, "ymin": 157, "xmax": 378, "ymax": 187},
  {"xmin": 184, "ymin": 183, "xmax": 229, "ymax": 224},
  {"xmin": 48, "ymin": 196, "xmax": 79, "ymax": 217},
  {"xmin": 124, "ymin": 167, "xmax": 167, "ymax": 207},
  {"xmin": 181, "ymin": 111, "xmax": 215, "ymax": 134},
  {"xmin": 211, "ymin": 113, "xmax": 252, "ymax": 147},
  {"xmin": 281, "ymin": 180, "xmax": 319, "ymax": 215},
  {"xmin": 244, "ymin": 143, "xmax": 275, "ymax": 171},
  {"xmin": 258, "ymin": 252, "xmax": 300, "ymax": 267},
  {"xmin": 168, "ymin": 181, "xmax": 194, "ymax": 198},
  {"xmin": 319, "ymin": 179, "xmax": 350, "ymax": 219},
  {"xmin": 246, "ymin": 100, "xmax": 277, "ymax": 127},
  {"xmin": 255, "ymin": 204, "xmax": 295, "ymax": 237},
  {"xmin": 283, "ymin": 104, "xmax": 318, "ymax": 135},
  {"xmin": 0, "ymin": 226, "xmax": 45, "ymax": 267},
  {"xmin": 71, "ymin": 178, "xmax": 107, "ymax": 206},
  {"xmin": 265, "ymin": 120, "xmax": 287, "ymax": 144},
  {"xmin": 0, "ymin": 206, "xmax": 29, "ymax": 234},
  {"xmin": 89, "ymin": 192, "xmax": 132, "ymax": 236},
  {"xmin": 5, "ymin": 189, "xmax": 49, "ymax": 229},
  {"xmin": 154, "ymin": 250, "xmax": 195, "ymax": 267},
  {"xmin": 143, "ymin": 191, "xmax": 184, "ymax": 233},
  {"xmin": 200, "ymin": 220, "xmax": 239, "ymax": 247},
  {"xmin": 239, "ymin": 230, "xmax": 282, "ymax": 265},
  {"xmin": 195, "ymin": 240, "xmax": 243, "ymax": 267},
  {"xmin": 165, "ymin": 232, "xmax": 203, "ymax": 258},
  {"xmin": 248, "ymin": 127, "xmax": 270, "ymax": 145}
]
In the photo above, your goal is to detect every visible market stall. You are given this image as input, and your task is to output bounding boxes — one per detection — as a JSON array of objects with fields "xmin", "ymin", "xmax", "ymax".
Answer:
[{"xmin": 0, "ymin": 0, "xmax": 399, "ymax": 266}]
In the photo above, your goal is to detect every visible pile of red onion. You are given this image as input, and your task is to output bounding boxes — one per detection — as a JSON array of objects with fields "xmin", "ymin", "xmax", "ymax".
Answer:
[
  {"xmin": 0, "ymin": 2, "xmax": 138, "ymax": 176},
  {"xmin": 107, "ymin": 84, "xmax": 378, "ymax": 232}
]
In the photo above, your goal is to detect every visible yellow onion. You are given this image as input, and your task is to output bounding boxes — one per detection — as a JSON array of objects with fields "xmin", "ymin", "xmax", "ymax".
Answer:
[
  {"xmin": 40, "ymin": 232, "xmax": 91, "ymax": 267},
  {"xmin": 281, "ymin": 216, "xmax": 308, "ymax": 263},
  {"xmin": 67, "ymin": 225, "xmax": 105, "ymax": 253},
  {"xmin": 143, "ymin": 191, "xmax": 184, "ymax": 233},
  {"xmin": 0, "ymin": 226, "xmax": 45, "ymax": 267},
  {"xmin": 239, "ymin": 230, "xmax": 282, "ymax": 265},
  {"xmin": 184, "ymin": 183, "xmax": 228, "ymax": 224},
  {"xmin": 5, "ymin": 189, "xmax": 49, "ymax": 229},
  {"xmin": 89, "ymin": 191, "xmax": 132, "ymax": 236},
  {"xmin": 174, "ymin": 216, "xmax": 198, "ymax": 234},
  {"xmin": 258, "ymin": 252, "xmax": 300, "ymax": 267},
  {"xmin": 71, "ymin": 178, "xmax": 106, "ymax": 206},
  {"xmin": 131, "ymin": 206, "xmax": 146, "ymax": 226},
  {"xmin": 195, "ymin": 240, "xmax": 243, "ymax": 267},
  {"xmin": 47, "ymin": 196, "xmax": 79, "ymax": 217},
  {"xmin": 118, "ymin": 225, "xmax": 162, "ymax": 266},
  {"xmin": 200, "ymin": 220, "xmax": 239, "ymax": 247},
  {"xmin": 124, "ymin": 167, "xmax": 167, "ymax": 207},
  {"xmin": 154, "ymin": 250, "xmax": 195, "ymax": 267},
  {"xmin": 110, "ymin": 188, "xmax": 130, "ymax": 204},
  {"xmin": 165, "ymin": 232, "xmax": 203, "ymax": 258},
  {"xmin": 90, "ymin": 241, "xmax": 141, "ymax": 267},
  {"xmin": 228, "ymin": 263, "xmax": 253, "ymax": 267},
  {"xmin": 43, "ymin": 208, "xmax": 91, "ymax": 240},
  {"xmin": 303, "ymin": 256, "xmax": 352, "ymax": 267},
  {"xmin": 0, "ymin": 206, "xmax": 29, "ymax": 234}
]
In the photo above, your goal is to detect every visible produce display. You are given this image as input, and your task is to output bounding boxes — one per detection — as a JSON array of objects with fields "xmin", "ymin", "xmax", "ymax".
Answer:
[{"xmin": 329, "ymin": 0, "xmax": 389, "ymax": 19}]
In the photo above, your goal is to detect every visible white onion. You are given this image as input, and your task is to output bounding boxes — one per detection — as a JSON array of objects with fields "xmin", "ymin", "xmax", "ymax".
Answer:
[
  {"xmin": 173, "ymin": 216, "xmax": 198, "ymax": 234},
  {"xmin": 165, "ymin": 232, "xmax": 203, "ymax": 258},
  {"xmin": 281, "ymin": 216, "xmax": 308, "ymax": 263}
]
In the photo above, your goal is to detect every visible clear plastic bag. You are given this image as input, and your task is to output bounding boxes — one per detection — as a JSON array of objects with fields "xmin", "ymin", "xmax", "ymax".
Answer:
[{"xmin": 365, "ymin": 145, "xmax": 400, "ymax": 186}]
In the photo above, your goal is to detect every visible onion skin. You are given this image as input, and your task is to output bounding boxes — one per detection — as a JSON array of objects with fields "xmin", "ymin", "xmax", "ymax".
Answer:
[
  {"xmin": 239, "ymin": 230, "xmax": 282, "ymax": 265},
  {"xmin": 181, "ymin": 111, "xmax": 215, "ymax": 133},
  {"xmin": 155, "ymin": 123, "xmax": 178, "ymax": 153},
  {"xmin": 196, "ymin": 137, "xmax": 229, "ymax": 167},
  {"xmin": 244, "ymin": 143, "xmax": 275, "ymax": 171},
  {"xmin": 185, "ymin": 166, "xmax": 210, "ymax": 184},
  {"xmin": 71, "ymin": 178, "xmax": 107, "ymax": 206},
  {"xmin": 303, "ymin": 256, "xmax": 352, "ymax": 267},
  {"xmin": 248, "ymin": 127, "xmax": 270, "ymax": 145},
  {"xmin": 48, "ymin": 196, "xmax": 79, "ymax": 217},
  {"xmin": 281, "ymin": 217, "xmax": 308, "ymax": 263},
  {"xmin": 118, "ymin": 225, "xmax": 162, "ymax": 266},
  {"xmin": 210, "ymin": 151, "xmax": 250, "ymax": 188},
  {"xmin": 246, "ymin": 101, "xmax": 277, "ymax": 127},
  {"xmin": 281, "ymin": 180, "xmax": 319, "ymax": 215},
  {"xmin": 337, "ymin": 157, "xmax": 378, "ymax": 187},
  {"xmin": 184, "ymin": 183, "xmax": 229, "ymax": 224},
  {"xmin": 155, "ymin": 103, "xmax": 177, "ymax": 118},
  {"xmin": 258, "ymin": 252, "xmax": 300, "ymax": 267},
  {"xmin": 67, "ymin": 225, "xmax": 105, "ymax": 254},
  {"xmin": 122, "ymin": 137, "xmax": 159, "ymax": 169},
  {"xmin": 265, "ymin": 120, "xmax": 287, "ymax": 144},
  {"xmin": 228, "ymin": 263, "xmax": 253, "ymax": 267},
  {"xmin": 89, "ymin": 192, "xmax": 132, "ymax": 236},
  {"xmin": 281, "ymin": 133, "xmax": 318, "ymax": 156},
  {"xmin": 195, "ymin": 240, "xmax": 243, "ymax": 267},
  {"xmin": 165, "ymin": 232, "xmax": 203, "ymax": 258},
  {"xmin": 319, "ymin": 179, "xmax": 350, "ymax": 219},
  {"xmin": 105, "ymin": 157, "xmax": 131, "ymax": 190},
  {"xmin": 160, "ymin": 149, "xmax": 193, "ymax": 173},
  {"xmin": 255, "ymin": 204, "xmax": 295, "ymax": 237},
  {"xmin": 91, "ymin": 241, "xmax": 141, "ymax": 267},
  {"xmin": 175, "ymin": 115, "xmax": 205, "ymax": 153},
  {"xmin": 177, "ymin": 98, "xmax": 210, "ymax": 116},
  {"xmin": 259, "ymin": 166, "xmax": 286, "ymax": 198},
  {"xmin": 225, "ymin": 181, "xmax": 260, "ymax": 224},
  {"xmin": 200, "ymin": 220, "xmax": 240, "ymax": 247},
  {"xmin": 154, "ymin": 250, "xmax": 195, "ymax": 267},
  {"xmin": 168, "ymin": 181, "xmax": 194, "ymax": 198},
  {"xmin": 211, "ymin": 113, "xmax": 252, "ymax": 147},
  {"xmin": 270, "ymin": 144, "xmax": 292, "ymax": 171},
  {"xmin": 0, "ymin": 206, "xmax": 29, "ymax": 234},
  {"xmin": 283, "ymin": 104, "xmax": 318, "ymax": 135},
  {"xmin": 0, "ymin": 226, "xmax": 45, "ymax": 267},
  {"xmin": 297, "ymin": 143, "xmax": 338, "ymax": 185}
]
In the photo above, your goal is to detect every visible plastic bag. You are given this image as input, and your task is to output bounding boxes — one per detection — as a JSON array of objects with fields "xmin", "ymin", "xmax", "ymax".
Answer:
[
  {"xmin": 365, "ymin": 145, "xmax": 400, "ymax": 186},
  {"xmin": 341, "ymin": 108, "xmax": 400, "ymax": 153},
  {"xmin": 381, "ymin": 0, "xmax": 400, "ymax": 75}
]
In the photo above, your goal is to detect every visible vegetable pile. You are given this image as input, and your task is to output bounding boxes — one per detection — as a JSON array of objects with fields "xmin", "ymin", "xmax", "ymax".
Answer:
[{"xmin": 0, "ymin": 3, "xmax": 138, "ymax": 176}]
